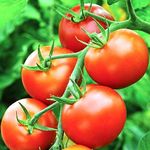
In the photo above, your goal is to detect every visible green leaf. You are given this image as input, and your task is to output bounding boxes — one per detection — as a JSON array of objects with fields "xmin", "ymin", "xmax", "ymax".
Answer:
[
  {"xmin": 0, "ymin": 102, "xmax": 7, "ymax": 119},
  {"xmin": 0, "ymin": 0, "xmax": 27, "ymax": 29},
  {"xmin": 107, "ymin": 0, "xmax": 120, "ymax": 5},
  {"xmin": 0, "ymin": 45, "xmax": 28, "ymax": 93},
  {"xmin": 136, "ymin": 31, "xmax": 150, "ymax": 48},
  {"xmin": 118, "ymin": 71, "xmax": 150, "ymax": 110},
  {"xmin": 0, "ymin": 0, "xmax": 27, "ymax": 41},
  {"xmin": 23, "ymin": 4, "xmax": 41, "ymax": 21},
  {"xmin": 136, "ymin": 6, "xmax": 150, "ymax": 23},
  {"xmin": 0, "ymin": 0, "xmax": 27, "ymax": 42},
  {"xmin": 132, "ymin": 0, "xmax": 150, "ymax": 9},
  {"xmin": 138, "ymin": 131, "xmax": 150, "ymax": 150},
  {"xmin": 0, "ymin": 134, "xmax": 7, "ymax": 150},
  {"xmin": 122, "ymin": 120, "xmax": 145, "ymax": 150},
  {"xmin": 38, "ymin": 0, "xmax": 52, "ymax": 8}
]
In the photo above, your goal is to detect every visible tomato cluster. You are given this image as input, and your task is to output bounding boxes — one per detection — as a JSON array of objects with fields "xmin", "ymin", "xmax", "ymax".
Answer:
[{"xmin": 1, "ymin": 2, "xmax": 149, "ymax": 150}]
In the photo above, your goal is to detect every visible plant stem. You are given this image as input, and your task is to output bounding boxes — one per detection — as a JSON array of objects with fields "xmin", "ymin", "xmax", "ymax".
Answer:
[
  {"xmin": 49, "ymin": 0, "xmax": 55, "ymax": 39},
  {"xmin": 50, "ymin": 104, "xmax": 64, "ymax": 150},
  {"xmin": 85, "ymin": 0, "xmax": 150, "ymax": 34},
  {"xmin": 124, "ymin": 0, "xmax": 150, "ymax": 33},
  {"xmin": 80, "ymin": 0, "xmax": 85, "ymax": 19},
  {"xmin": 51, "ymin": 51, "xmax": 80, "ymax": 60},
  {"xmin": 84, "ymin": 10, "xmax": 114, "ymax": 25},
  {"xmin": 50, "ymin": 46, "xmax": 89, "ymax": 150},
  {"xmin": 28, "ymin": 50, "xmax": 83, "ymax": 126},
  {"xmin": 126, "ymin": 0, "xmax": 137, "ymax": 21},
  {"xmin": 29, "ymin": 102, "xmax": 59, "ymax": 125}
]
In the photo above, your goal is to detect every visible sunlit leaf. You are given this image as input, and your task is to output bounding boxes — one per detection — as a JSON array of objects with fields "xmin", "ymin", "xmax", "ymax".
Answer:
[
  {"xmin": 138, "ymin": 131, "xmax": 150, "ymax": 150},
  {"xmin": 0, "ymin": 0, "xmax": 27, "ymax": 42}
]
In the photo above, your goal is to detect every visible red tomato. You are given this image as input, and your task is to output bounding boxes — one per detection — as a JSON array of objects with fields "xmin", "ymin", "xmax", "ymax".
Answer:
[
  {"xmin": 85, "ymin": 29, "xmax": 149, "ymax": 88},
  {"xmin": 22, "ymin": 46, "xmax": 77, "ymax": 104},
  {"xmin": 1, "ymin": 98, "xmax": 57, "ymax": 150},
  {"xmin": 59, "ymin": 4, "xmax": 114, "ymax": 52},
  {"xmin": 62, "ymin": 85, "xmax": 126, "ymax": 149},
  {"xmin": 63, "ymin": 145, "xmax": 92, "ymax": 150}
]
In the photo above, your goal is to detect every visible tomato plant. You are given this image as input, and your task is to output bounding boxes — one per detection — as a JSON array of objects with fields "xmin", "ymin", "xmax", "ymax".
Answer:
[
  {"xmin": 85, "ymin": 29, "xmax": 149, "ymax": 89},
  {"xmin": 1, "ymin": 98, "xmax": 57, "ymax": 150},
  {"xmin": 62, "ymin": 85, "xmax": 126, "ymax": 148},
  {"xmin": 63, "ymin": 144, "xmax": 92, "ymax": 150},
  {"xmin": 22, "ymin": 46, "xmax": 77, "ymax": 104},
  {"xmin": 59, "ymin": 4, "xmax": 114, "ymax": 52},
  {"xmin": 1, "ymin": 0, "xmax": 150, "ymax": 149}
]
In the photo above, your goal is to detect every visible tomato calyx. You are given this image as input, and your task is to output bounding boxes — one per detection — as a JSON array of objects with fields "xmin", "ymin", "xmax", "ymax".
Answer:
[
  {"xmin": 55, "ymin": 1, "xmax": 94, "ymax": 23},
  {"xmin": 50, "ymin": 78, "xmax": 86, "ymax": 105},
  {"xmin": 77, "ymin": 19, "xmax": 110, "ymax": 48},
  {"xmin": 23, "ymin": 41, "xmax": 55, "ymax": 72},
  {"xmin": 16, "ymin": 102, "xmax": 57, "ymax": 134}
]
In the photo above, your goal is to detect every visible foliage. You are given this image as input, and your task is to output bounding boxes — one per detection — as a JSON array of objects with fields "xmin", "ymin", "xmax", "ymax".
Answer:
[{"xmin": 0, "ymin": 0, "xmax": 150, "ymax": 149}]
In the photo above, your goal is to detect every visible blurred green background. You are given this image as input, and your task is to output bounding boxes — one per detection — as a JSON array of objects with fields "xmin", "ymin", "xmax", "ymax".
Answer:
[{"xmin": 0, "ymin": 0, "xmax": 150, "ymax": 149}]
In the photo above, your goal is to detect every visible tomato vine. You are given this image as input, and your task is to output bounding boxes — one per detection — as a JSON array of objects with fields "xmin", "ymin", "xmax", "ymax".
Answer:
[
  {"xmin": 1, "ymin": 0, "xmax": 150, "ymax": 149},
  {"xmin": 20, "ymin": 0, "xmax": 150, "ymax": 149}
]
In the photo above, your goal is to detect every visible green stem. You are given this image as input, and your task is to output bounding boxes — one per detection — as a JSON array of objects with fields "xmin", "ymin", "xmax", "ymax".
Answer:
[
  {"xmin": 126, "ymin": 0, "xmax": 137, "ymax": 21},
  {"xmin": 84, "ymin": 10, "xmax": 114, "ymax": 25},
  {"xmin": 125, "ymin": 0, "xmax": 150, "ymax": 33},
  {"xmin": 28, "ymin": 50, "xmax": 82, "ymax": 126},
  {"xmin": 49, "ymin": 0, "xmax": 55, "ymax": 39},
  {"xmin": 109, "ymin": 20, "xmax": 130, "ymax": 32},
  {"xmin": 50, "ymin": 104, "xmax": 64, "ymax": 150},
  {"xmin": 50, "ymin": 46, "xmax": 89, "ymax": 150},
  {"xmin": 29, "ymin": 102, "xmax": 59, "ymax": 125},
  {"xmin": 51, "ymin": 51, "xmax": 80, "ymax": 60},
  {"xmin": 85, "ymin": 0, "xmax": 150, "ymax": 34},
  {"xmin": 80, "ymin": 0, "xmax": 85, "ymax": 19}
]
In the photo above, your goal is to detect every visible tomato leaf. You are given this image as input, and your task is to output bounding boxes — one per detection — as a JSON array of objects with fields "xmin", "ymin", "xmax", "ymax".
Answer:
[
  {"xmin": 136, "ymin": 31, "xmax": 150, "ymax": 48},
  {"xmin": 0, "ymin": 40, "xmax": 29, "ymax": 97},
  {"xmin": 118, "ymin": 72, "xmax": 150, "ymax": 110},
  {"xmin": 0, "ymin": 135, "xmax": 7, "ymax": 150},
  {"xmin": 132, "ymin": 0, "xmax": 150, "ymax": 9},
  {"xmin": 136, "ymin": 6, "xmax": 150, "ymax": 23},
  {"xmin": 138, "ymin": 131, "xmax": 150, "ymax": 150},
  {"xmin": 107, "ymin": 0, "xmax": 120, "ymax": 5},
  {"xmin": 0, "ymin": 0, "xmax": 27, "ymax": 42}
]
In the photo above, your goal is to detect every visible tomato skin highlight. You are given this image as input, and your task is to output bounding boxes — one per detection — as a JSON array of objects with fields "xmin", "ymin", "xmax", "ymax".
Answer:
[
  {"xmin": 63, "ymin": 145, "xmax": 92, "ymax": 150},
  {"xmin": 59, "ymin": 4, "xmax": 114, "ymax": 52},
  {"xmin": 1, "ymin": 98, "xmax": 57, "ymax": 150},
  {"xmin": 62, "ymin": 85, "xmax": 126, "ymax": 148},
  {"xmin": 85, "ymin": 29, "xmax": 149, "ymax": 89},
  {"xmin": 22, "ymin": 46, "xmax": 77, "ymax": 104}
]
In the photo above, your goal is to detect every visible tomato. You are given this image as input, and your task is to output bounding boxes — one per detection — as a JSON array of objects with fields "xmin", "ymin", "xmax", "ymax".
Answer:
[
  {"xmin": 63, "ymin": 145, "xmax": 92, "ymax": 150},
  {"xmin": 62, "ymin": 85, "xmax": 126, "ymax": 149},
  {"xmin": 59, "ymin": 4, "xmax": 114, "ymax": 52},
  {"xmin": 1, "ymin": 98, "xmax": 57, "ymax": 150},
  {"xmin": 85, "ymin": 29, "xmax": 149, "ymax": 89},
  {"xmin": 22, "ymin": 46, "xmax": 77, "ymax": 104}
]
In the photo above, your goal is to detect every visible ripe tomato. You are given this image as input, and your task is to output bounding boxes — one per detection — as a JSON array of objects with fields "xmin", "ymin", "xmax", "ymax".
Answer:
[
  {"xmin": 85, "ymin": 29, "xmax": 149, "ymax": 89},
  {"xmin": 63, "ymin": 145, "xmax": 92, "ymax": 150},
  {"xmin": 62, "ymin": 85, "xmax": 126, "ymax": 148},
  {"xmin": 59, "ymin": 4, "xmax": 114, "ymax": 52},
  {"xmin": 22, "ymin": 46, "xmax": 77, "ymax": 104},
  {"xmin": 1, "ymin": 98, "xmax": 57, "ymax": 150}
]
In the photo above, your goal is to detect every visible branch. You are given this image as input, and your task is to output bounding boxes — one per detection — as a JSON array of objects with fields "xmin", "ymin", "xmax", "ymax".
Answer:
[{"xmin": 50, "ymin": 46, "xmax": 89, "ymax": 150}]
